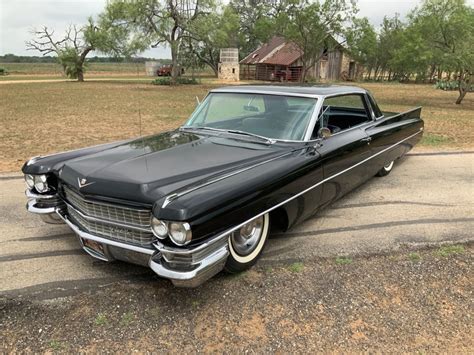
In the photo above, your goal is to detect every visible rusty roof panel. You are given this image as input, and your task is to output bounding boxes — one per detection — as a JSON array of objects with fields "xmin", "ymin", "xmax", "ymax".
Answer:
[
  {"xmin": 240, "ymin": 36, "xmax": 287, "ymax": 64},
  {"xmin": 262, "ymin": 42, "xmax": 302, "ymax": 66},
  {"xmin": 240, "ymin": 36, "xmax": 302, "ymax": 66}
]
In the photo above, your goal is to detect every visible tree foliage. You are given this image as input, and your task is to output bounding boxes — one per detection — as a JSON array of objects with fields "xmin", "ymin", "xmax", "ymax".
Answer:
[
  {"xmin": 102, "ymin": 0, "xmax": 214, "ymax": 83},
  {"xmin": 279, "ymin": 0, "xmax": 356, "ymax": 82},
  {"xmin": 26, "ymin": 18, "xmax": 143, "ymax": 81},
  {"xmin": 181, "ymin": 5, "xmax": 240, "ymax": 76}
]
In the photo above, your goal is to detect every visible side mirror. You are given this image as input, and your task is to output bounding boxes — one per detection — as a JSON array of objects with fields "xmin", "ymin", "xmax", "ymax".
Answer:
[{"xmin": 318, "ymin": 127, "xmax": 332, "ymax": 139}]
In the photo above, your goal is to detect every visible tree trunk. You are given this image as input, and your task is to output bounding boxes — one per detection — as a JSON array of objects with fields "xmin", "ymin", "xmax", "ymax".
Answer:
[
  {"xmin": 77, "ymin": 69, "xmax": 84, "ymax": 82},
  {"xmin": 300, "ymin": 64, "xmax": 307, "ymax": 83},
  {"xmin": 170, "ymin": 42, "xmax": 179, "ymax": 85},
  {"xmin": 76, "ymin": 47, "xmax": 92, "ymax": 82},
  {"xmin": 456, "ymin": 70, "xmax": 471, "ymax": 105}
]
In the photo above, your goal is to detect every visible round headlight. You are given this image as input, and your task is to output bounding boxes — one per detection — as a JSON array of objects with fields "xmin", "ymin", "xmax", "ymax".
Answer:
[
  {"xmin": 169, "ymin": 222, "xmax": 192, "ymax": 246},
  {"xmin": 151, "ymin": 217, "xmax": 168, "ymax": 239},
  {"xmin": 25, "ymin": 174, "xmax": 35, "ymax": 189},
  {"xmin": 34, "ymin": 174, "xmax": 50, "ymax": 193}
]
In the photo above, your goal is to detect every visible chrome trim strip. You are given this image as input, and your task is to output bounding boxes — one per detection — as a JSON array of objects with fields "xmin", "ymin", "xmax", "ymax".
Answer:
[
  {"xmin": 162, "ymin": 151, "xmax": 294, "ymax": 208},
  {"xmin": 63, "ymin": 186, "xmax": 151, "ymax": 212},
  {"xmin": 25, "ymin": 189, "xmax": 58, "ymax": 200},
  {"xmin": 159, "ymin": 129, "xmax": 423, "ymax": 255},
  {"xmin": 210, "ymin": 89, "xmax": 322, "ymax": 99},
  {"xmin": 26, "ymin": 199, "xmax": 57, "ymax": 214},
  {"xmin": 64, "ymin": 201, "xmax": 152, "ymax": 233},
  {"xmin": 149, "ymin": 246, "xmax": 228, "ymax": 281},
  {"xmin": 56, "ymin": 208, "xmax": 155, "ymax": 255}
]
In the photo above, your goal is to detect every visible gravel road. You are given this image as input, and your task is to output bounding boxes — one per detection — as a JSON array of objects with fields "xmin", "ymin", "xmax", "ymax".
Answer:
[{"xmin": 1, "ymin": 151, "xmax": 473, "ymax": 352}]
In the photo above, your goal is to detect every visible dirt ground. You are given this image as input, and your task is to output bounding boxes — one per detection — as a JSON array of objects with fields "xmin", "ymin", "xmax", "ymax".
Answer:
[
  {"xmin": 1, "ymin": 80, "xmax": 473, "ymax": 172},
  {"xmin": 1, "ymin": 244, "xmax": 472, "ymax": 353}
]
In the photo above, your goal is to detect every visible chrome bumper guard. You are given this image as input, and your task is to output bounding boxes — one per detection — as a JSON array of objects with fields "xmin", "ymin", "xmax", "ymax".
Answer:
[{"xmin": 25, "ymin": 189, "xmax": 229, "ymax": 287}]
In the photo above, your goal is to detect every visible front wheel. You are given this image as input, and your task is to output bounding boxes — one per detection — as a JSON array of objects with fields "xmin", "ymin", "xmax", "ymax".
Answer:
[
  {"xmin": 376, "ymin": 160, "xmax": 394, "ymax": 177},
  {"xmin": 225, "ymin": 213, "xmax": 270, "ymax": 273}
]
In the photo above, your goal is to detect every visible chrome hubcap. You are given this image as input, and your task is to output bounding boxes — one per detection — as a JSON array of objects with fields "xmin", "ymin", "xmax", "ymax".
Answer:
[
  {"xmin": 384, "ymin": 161, "xmax": 394, "ymax": 170},
  {"xmin": 230, "ymin": 216, "xmax": 264, "ymax": 256}
]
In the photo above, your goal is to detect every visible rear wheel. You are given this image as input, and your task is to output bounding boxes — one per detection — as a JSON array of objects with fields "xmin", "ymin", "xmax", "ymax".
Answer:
[
  {"xmin": 225, "ymin": 213, "xmax": 270, "ymax": 273},
  {"xmin": 376, "ymin": 160, "xmax": 394, "ymax": 177}
]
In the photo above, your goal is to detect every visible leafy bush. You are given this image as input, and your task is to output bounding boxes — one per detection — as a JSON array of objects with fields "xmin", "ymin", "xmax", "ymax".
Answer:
[
  {"xmin": 435, "ymin": 80, "xmax": 473, "ymax": 92},
  {"xmin": 151, "ymin": 77, "xmax": 198, "ymax": 85},
  {"xmin": 0, "ymin": 67, "xmax": 7, "ymax": 75}
]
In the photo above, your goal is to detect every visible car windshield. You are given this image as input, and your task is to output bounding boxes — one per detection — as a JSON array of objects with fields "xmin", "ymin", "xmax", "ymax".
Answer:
[{"xmin": 183, "ymin": 93, "xmax": 318, "ymax": 141}]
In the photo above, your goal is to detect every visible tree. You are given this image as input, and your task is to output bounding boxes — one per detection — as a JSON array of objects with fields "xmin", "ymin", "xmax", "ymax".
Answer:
[
  {"xmin": 410, "ymin": 0, "xmax": 473, "ymax": 104},
  {"xmin": 103, "ymin": 0, "xmax": 214, "ymax": 84},
  {"xmin": 229, "ymin": 0, "xmax": 283, "ymax": 58},
  {"xmin": 281, "ymin": 0, "xmax": 357, "ymax": 82},
  {"xmin": 345, "ymin": 17, "xmax": 377, "ymax": 79},
  {"xmin": 182, "ymin": 5, "xmax": 240, "ymax": 76},
  {"xmin": 26, "ymin": 18, "xmax": 142, "ymax": 81}
]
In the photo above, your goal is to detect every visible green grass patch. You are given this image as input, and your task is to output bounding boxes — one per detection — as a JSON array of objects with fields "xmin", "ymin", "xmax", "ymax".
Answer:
[
  {"xmin": 435, "ymin": 245, "xmax": 465, "ymax": 257},
  {"xmin": 120, "ymin": 312, "xmax": 134, "ymax": 326},
  {"xmin": 335, "ymin": 257, "xmax": 353, "ymax": 265},
  {"xmin": 408, "ymin": 252, "xmax": 422, "ymax": 261},
  {"xmin": 49, "ymin": 340, "xmax": 64, "ymax": 351},
  {"xmin": 94, "ymin": 312, "xmax": 107, "ymax": 326},
  {"xmin": 288, "ymin": 262, "xmax": 304, "ymax": 273},
  {"xmin": 420, "ymin": 133, "xmax": 453, "ymax": 146}
]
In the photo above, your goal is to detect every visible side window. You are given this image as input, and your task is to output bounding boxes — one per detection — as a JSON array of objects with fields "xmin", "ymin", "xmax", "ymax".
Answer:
[{"xmin": 318, "ymin": 94, "xmax": 371, "ymax": 134}]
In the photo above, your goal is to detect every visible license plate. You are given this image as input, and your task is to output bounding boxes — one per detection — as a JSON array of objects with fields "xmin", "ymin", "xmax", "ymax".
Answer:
[{"xmin": 82, "ymin": 238, "xmax": 105, "ymax": 257}]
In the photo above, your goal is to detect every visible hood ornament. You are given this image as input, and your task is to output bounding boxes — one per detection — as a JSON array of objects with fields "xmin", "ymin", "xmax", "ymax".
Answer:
[{"xmin": 78, "ymin": 177, "xmax": 95, "ymax": 189}]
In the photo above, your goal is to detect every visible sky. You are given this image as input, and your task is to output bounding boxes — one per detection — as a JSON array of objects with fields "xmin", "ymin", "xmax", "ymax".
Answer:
[{"xmin": 0, "ymin": 0, "xmax": 471, "ymax": 58}]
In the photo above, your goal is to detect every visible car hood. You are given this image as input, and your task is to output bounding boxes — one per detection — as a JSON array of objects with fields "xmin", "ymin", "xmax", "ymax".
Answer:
[{"xmin": 59, "ymin": 130, "xmax": 289, "ymax": 205}]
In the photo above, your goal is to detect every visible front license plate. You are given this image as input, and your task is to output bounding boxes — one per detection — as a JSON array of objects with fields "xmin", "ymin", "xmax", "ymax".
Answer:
[{"xmin": 82, "ymin": 238, "xmax": 105, "ymax": 257}]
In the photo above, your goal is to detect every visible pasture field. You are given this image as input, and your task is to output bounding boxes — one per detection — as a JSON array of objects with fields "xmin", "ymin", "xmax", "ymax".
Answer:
[
  {"xmin": 0, "ymin": 79, "xmax": 472, "ymax": 172},
  {"xmin": 0, "ymin": 62, "xmax": 214, "ymax": 81},
  {"xmin": 0, "ymin": 62, "xmax": 140, "ymax": 76}
]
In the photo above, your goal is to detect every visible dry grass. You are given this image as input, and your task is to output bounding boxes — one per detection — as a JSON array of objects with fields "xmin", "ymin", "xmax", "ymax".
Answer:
[
  {"xmin": 0, "ymin": 80, "xmax": 472, "ymax": 173},
  {"xmin": 1, "ymin": 62, "xmax": 140, "ymax": 75},
  {"xmin": 358, "ymin": 82, "xmax": 474, "ymax": 149}
]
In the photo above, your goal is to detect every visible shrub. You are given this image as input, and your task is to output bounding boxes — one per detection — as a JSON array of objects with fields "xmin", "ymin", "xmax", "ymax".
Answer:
[
  {"xmin": 151, "ymin": 77, "xmax": 198, "ymax": 85},
  {"xmin": 0, "ymin": 67, "xmax": 8, "ymax": 75},
  {"xmin": 435, "ymin": 80, "xmax": 473, "ymax": 92}
]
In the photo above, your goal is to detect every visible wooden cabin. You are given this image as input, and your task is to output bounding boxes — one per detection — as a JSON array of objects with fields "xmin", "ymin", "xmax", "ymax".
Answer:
[{"xmin": 240, "ymin": 36, "xmax": 361, "ymax": 82}]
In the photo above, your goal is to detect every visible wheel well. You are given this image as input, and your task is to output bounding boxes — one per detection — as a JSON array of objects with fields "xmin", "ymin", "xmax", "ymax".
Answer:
[{"xmin": 270, "ymin": 207, "xmax": 289, "ymax": 233}]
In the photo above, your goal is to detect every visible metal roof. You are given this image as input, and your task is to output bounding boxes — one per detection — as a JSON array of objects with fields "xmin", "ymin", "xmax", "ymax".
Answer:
[
  {"xmin": 240, "ymin": 36, "xmax": 302, "ymax": 66},
  {"xmin": 210, "ymin": 85, "xmax": 367, "ymax": 98}
]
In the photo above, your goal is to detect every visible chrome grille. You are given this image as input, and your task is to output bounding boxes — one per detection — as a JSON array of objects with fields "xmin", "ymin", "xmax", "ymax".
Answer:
[
  {"xmin": 62, "ymin": 186, "xmax": 154, "ymax": 248},
  {"xmin": 68, "ymin": 207, "xmax": 154, "ymax": 247},
  {"xmin": 63, "ymin": 186, "xmax": 151, "ymax": 228}
]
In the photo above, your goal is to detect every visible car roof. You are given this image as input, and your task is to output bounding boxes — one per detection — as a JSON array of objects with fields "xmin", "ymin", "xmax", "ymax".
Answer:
[{"xmin": 210, "ymin": 85, "xmax": 367, "ymax": 98}]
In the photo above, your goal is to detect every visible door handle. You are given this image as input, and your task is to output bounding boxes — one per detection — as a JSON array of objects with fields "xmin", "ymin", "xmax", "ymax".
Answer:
[{"xmin": 360, "ymin": 137, "xmax": 372, "ymax": 143}]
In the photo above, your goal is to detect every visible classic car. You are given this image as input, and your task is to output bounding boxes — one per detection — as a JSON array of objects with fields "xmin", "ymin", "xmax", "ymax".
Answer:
[{"xmin": 23, "ymin": 85, "xmax": 423, "ymax": 287}]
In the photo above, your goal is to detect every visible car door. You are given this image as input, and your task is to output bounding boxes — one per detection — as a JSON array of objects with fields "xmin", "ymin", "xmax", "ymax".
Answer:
[{"xmin": 314, "ymin": 94, "xmax": 374, "ymax": 206}]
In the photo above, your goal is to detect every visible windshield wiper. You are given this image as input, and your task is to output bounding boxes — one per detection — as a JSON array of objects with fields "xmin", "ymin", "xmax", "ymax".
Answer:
[
  {"xmin": 180, "ymin": 126, "xmax": 227, "ymax": 133},
  {"xmin": 180, "ymin": 126, "xmax": 275, "ymax": 144},
  {"xmin": 225, "ymin": 129, "xmax": 276, "ymax": 144}
]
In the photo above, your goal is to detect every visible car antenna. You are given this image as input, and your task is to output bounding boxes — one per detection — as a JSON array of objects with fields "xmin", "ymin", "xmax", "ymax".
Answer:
[{"xmin": 136, "ymin": 58, "xmax": 148, "ymax": 173}]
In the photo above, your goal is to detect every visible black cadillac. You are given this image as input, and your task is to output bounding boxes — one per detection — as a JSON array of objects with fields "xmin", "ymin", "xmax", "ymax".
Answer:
[{"xmin": 23, "ymin": 85, "xmax": 423, "ymax": 287}]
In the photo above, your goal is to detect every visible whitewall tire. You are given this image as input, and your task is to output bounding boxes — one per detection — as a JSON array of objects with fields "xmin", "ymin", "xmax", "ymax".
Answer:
[
  {"xmin": 225, "ymin": 213, "xmax": 270, "ymax": 273},
  {"xmin": 376, "ymin": 160, "xmax": 395, "ymax": 177}
]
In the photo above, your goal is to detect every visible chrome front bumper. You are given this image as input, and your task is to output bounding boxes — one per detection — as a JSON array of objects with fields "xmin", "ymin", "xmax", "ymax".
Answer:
[{"xmin": 26, "ymin": 191, "xmax": 229, "ymax": 287}]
